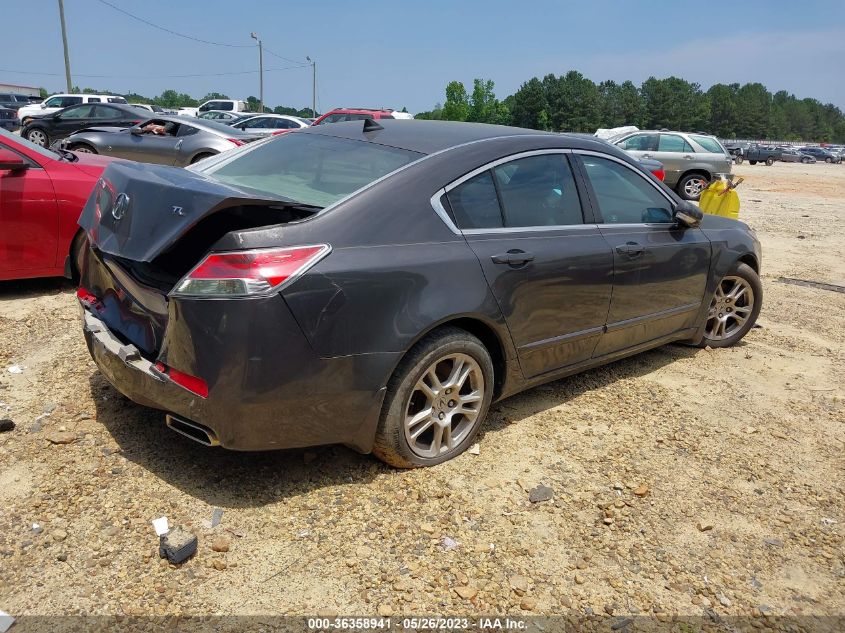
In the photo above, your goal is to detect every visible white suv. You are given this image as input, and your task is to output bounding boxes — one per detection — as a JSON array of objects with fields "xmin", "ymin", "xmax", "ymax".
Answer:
[{"xmin": 18, "ymin": 93, "xmax": 128, "ymax": 124}]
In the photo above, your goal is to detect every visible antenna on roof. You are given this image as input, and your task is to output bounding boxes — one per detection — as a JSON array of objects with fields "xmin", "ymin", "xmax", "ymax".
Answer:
[{"xmin": 362, "ymin": 118, "xmax": 384, "ymax": 133}]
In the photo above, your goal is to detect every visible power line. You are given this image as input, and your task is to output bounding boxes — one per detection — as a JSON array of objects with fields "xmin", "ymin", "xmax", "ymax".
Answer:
[
  {"xmin": 0, "ymin": 66, "xmax": 309, "ymax": 79},
  {"xmin": 264, "ymin": 46, "xmax": 309, "ymax": 66},
  {"xmin": 94, "ymin": 0, "xmax": 253, "ymax": 47}
]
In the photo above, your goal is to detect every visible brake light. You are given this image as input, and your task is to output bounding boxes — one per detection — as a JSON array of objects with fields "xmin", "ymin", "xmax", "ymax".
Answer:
[
  {"xmin": 652, "ymin": 168, "xmax": 665, "ymax": 181},
  {"xmin": 172, "ymin": 245, "xmax": 331, "ymax": 297},
  {"xmin": 154, "ymin": 362, "xmax": 208, "ymax": 398},
  {"xmin": 227, "ymin": 138, "xmax": 244, "ymax": 146}
]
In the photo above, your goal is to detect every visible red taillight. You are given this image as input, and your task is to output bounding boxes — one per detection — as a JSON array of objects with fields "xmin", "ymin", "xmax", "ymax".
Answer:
[
  {"xmin": 76, "ymin": 287, "xmax": 102, "ymax": 311},
  {"xmin": 652, "ymin": 169, "xmax": 665, "ymax": 181},
  {"xmin": 172, "ymin": 245, "xmax": 331, "ymax": 297},
  {"xmin": 227, "ymin": 138, "xmax": 244, "ymax": 146},
  {"xmin": 155, "ymin": 362, "xmax": 209, "ymax": 398}
]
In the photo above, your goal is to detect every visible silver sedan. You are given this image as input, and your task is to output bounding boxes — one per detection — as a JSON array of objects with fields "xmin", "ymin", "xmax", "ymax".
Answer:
[{"xmin": 59, "ymin": 116, "xmax": 263, "ymax": 166}]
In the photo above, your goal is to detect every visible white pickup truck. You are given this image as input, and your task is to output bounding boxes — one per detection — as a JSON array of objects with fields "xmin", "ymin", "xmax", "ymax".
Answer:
[{"xmin": 177, "ymin": 99, "xmax": 249, "ymax": 117}]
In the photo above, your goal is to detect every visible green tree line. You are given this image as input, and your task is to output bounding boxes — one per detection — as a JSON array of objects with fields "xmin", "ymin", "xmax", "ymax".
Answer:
[
  {"xmin": 416, "ymin": 71, "xmax": 845, "ymax": 142},
  {"xmin": 62, "ymin": 86, "xmax": 316, "ymax": 117}
]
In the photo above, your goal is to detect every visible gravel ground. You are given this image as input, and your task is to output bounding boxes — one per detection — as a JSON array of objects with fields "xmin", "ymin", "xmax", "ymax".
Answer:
[{"xmin": 0, "ymin": 161, "xmax": 843, "ymax": 624}]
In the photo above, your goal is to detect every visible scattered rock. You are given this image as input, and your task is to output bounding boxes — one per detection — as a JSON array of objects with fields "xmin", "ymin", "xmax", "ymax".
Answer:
[
  {"xmin": 0, "ymin": 419, "xmax": 14, "ymax": 433},
  {"xmin": 454, "ymin": 586, "xmax": 477, "ymax": 600},
  {"xmin": 420, "ymin": 523, "xmax": 435, "ymax": 534},
  {"xmin": 211, "ymin": 535, "xmax": 230, "ymax": 553},
  {"xmin": 31, "ymin": 523, "xmax": 43, "ymax": 535},
  {"xmin": 377, "ymin": 604, "xmax": 392, "ymax": 617},
  {"xmin": 528, "ymin": 484, "xmax": 553, "ymax": 503},
  {"xmin": 45, "ymin": 431, "xmax": 76, "ymax": 445},
  {"xmin": 102, "ymin": 526, "xmax": 120, "ymax": 537},
  {"xmin": 718, "ymin": 594, "xmax": 732, "ymax": 607},
  {"xmin": 697, "ymin": 521, "xmax": 714, "ymax": 532},
  {"xmin": 633, "ymin": 484, "xmax": 649, "ymax": 497},
  {"xmin": 574, "ymin": 573, "xmax": 585, "ymax": 585},
  {"xmin": 159, "ymin": 527, "xmax": 197, "ymax": 565},
  {"xmin": 441, "ymin": 536, "xmax": 459, "ymax": 551},
  {"xmin": 520, "ymin": 597, "xmax": 537, "ymax": 610},
  {"xmin": 52, "ymin": 530, "xmax": 68, "ymax": 542},
  {"xmin": 56, "ymin": 553, "xmax": 68, "ymax": 562},
  {"xmin": 7, "ymin": 365, "xmax": 23, "ymax": 374},
  {"xmin": 763, "ymin": 538, "xmax": 783, "ymax": 547},
  {"xmin": 212, "ymin": 560, "xmax": 227, "ymax": 571},
  {"xmin": 508, "ymin": 575, "xmax": 530, "ymax": 595},
  {"xmin": 467, "ymin": 443, "xmax": 480, "ymax": 455}
]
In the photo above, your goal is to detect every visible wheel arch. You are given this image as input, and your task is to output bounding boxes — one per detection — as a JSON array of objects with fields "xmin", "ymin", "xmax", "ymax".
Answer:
[
  {"xmin": 680, "ymin": 168, "xmax": 712, "ymax": 182},
  {"xmin": 737, "ymin": 252, "xmax": 760, "ymax": 274}
]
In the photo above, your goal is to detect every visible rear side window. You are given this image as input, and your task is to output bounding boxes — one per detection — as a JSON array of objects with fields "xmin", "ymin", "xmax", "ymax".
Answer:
[
  {"xmin": 580, "ymin": 155, "xmax": 673, "ymax": 224},
  {"xmin": 447, "ymin": 172, "xmax": 502, "ymax": 229},
  {"xmin": 86, "ymin": 97, "xmax": 102, "ymax": 103},
  {"xmin": 617, "ymin": 133, "xmax": 658, "ymax": 152},
  {"xmin": 107, "ymin": 97, "xmax": 127, "ymax": 103},
  {"xmin": 690, "ymin": 135, "xmax": 725, "ymax": 154},
  {"xmin": 658, "ymin": 134, "xmax": 694, "ymax": 153},
  {"xmin": 91, "ymin": 105, "xmax": 119, "ymax": 118}
]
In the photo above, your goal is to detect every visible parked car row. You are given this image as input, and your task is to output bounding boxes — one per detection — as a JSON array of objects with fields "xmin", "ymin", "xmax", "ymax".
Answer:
[{"xmin": 724, "ymin": 141, "xmax": 842, "ymax": 164}]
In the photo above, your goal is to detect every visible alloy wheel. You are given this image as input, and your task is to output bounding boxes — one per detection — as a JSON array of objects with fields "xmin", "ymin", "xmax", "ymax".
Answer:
[
  {"xmin": 27, "ymin": 129, "xmax": 48, "ymax": 147},
  {"xmin": 705, "ymin": 275, "xmax": 755, "ymax": 340},
  {"xmin": 403, "ymin": 353, "xmax": 484, "ymax": 459},
  {"xmin": 73, "ymin": 146, "xmax": 93, "ymax": 153},
  {"xmin": 684, "ymin": 177, "xmax": 707, "ymax": 198}
]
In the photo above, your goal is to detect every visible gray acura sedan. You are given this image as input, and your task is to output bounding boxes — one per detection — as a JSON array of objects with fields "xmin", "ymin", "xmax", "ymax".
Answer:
[{"xmin": 77, "ymin": 120, "xmax": 762, "ymax": 467}]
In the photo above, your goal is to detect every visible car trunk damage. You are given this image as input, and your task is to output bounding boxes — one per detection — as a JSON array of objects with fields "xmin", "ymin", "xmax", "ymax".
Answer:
[{"xmin": 78, "ymin": 161, "xmax": 315, "ymax": 356}]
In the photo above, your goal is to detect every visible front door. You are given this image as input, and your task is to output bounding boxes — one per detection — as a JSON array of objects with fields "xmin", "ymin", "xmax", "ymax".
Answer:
[
  {"xmin": 444, "ymin": 151, "xmax": 613, "ymax": 378},
  {"xmin": 0, "ymin": 143, "xmax": 58, "ymax": 274},
  {"xmin": 575, "ymin": 153, "xmax": 710, "ymax": 356}
]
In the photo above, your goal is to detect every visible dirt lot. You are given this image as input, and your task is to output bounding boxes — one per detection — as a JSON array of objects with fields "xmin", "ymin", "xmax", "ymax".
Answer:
[{"xmin": 0, "ymin": 161, "xmax": 843, "ymax": 623}]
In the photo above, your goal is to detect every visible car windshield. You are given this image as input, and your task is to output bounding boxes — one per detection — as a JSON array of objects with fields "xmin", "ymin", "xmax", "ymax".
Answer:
[
  {"xmin": 197, "ymin": 132, "xmax": 422, "ymax": 208},
  {"xmin": 0, "ymin": 126, "xmax": 59, "ymax": 160},
  {"xmin": 690, "ymin": 135, "xmax": 726, "ymax": 154}
]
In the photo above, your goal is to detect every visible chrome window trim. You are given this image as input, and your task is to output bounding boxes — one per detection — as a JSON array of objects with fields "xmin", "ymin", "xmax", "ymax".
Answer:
[
  {"xmin": 573, "ymin": 149, "xmax": 678, "ymax": 212},
  {"xmin": 432, "ymin": 148, "xmax": 589, "ymax": 235},
  {"xmin": 442, "ymin": 148, "xmax": 573, "ymax": 194}
]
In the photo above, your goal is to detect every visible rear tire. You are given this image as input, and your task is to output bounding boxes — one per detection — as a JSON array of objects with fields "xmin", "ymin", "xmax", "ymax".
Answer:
[
  {"xmin": 677, "ymin": 172, "xmax": 709, "ymax": 201},
  {"xmin": 734, "ymin": 155, "xmax": 744, "ymax": 164},
  {"xmin": 749, "ymin": 160, "xmax": 757, "ymax": 165},
  {"xmin": 698, "ymin": 262, "xmax": 762, "ymax": 348},
  {"xmin": 825, "ymin": 157, "xmax": 833, "ymax": 163},
  {"xmin": 802, "ymin": 157, "xmax": 810, "ymax": 164},
  {"xmin": 372, "ymin": 327, "xmax": 494, "ymax": 468},
  {"xmin": 69, "ymin": 231, "xmax": 87, "ymax": 283},
  {"xmin": 765, "ymin": 157, "xmax": 774, "ymax": 166}
]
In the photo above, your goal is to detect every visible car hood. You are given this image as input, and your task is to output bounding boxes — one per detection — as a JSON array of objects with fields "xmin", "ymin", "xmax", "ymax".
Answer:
[{"xmin": 72, "ymin": 152, "xmax": 116, "ymax": 177}]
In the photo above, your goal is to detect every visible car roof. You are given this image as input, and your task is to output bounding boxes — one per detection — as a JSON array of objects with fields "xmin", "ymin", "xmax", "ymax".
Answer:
[
  {"xmin": 151, "ymin": 115, "xmax": 256, "ymax": 137},
  {"xmin": 300, "ymin": 119, "xmax": 608, "ymax": 155}
]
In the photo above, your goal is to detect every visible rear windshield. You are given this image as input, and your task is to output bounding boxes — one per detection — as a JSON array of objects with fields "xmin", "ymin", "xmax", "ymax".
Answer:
[
  {"xmin": 198, "ymin": 132, "xmax": 422, "ymax": 208},
  {"xmin": 691, "ymin": 135, "xmax": 726, "ymax": 154}
]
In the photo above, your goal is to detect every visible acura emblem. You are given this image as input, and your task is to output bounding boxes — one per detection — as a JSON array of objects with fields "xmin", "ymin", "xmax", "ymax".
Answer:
[
  {"xmin": 172, "ymin": 206, "xmax": 185, "ymax": 217},
  {"xmin": 111, "ymin": 193, "xmax": 130, "ymax": 220}
]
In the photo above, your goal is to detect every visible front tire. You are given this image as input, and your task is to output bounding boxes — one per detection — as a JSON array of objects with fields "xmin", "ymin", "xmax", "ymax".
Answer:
[
  {"xmin": 765, "ymin": 157, "xmax": 774, "ymax": 166},
  {"xmin": 802, "ymin": 157, "xmax": 810, "ymax": 164},
  {"xmin": 372, "ymin": 327, "xmax": 494, "ymax": 468},
  {"xmin": 677, "ymin": 173, "xmax": 709, "ymax": 201},
  {"xmin": 749, "ymin": 160, "xmax": 757, "ymax": 165},
  {"xmin": 190, "ymin": 152, "xmax": 216, "ymax": 165},
  {"xmin": 734, "ymin": 155, "xmax": 744, "ymax": 164},
  {"xmin": 68, "ymin": 143, "xmax": 97, "ymax": 154},
  {"xmin": 26, "ymin": 128, "xmax": 49, "ymax": 147},
  {"xmin": 699, "ymin": 262, "xmax": 762, "ymax": 348},
  {"xmin": 825, "ymin": 157, "xmax": 833, "ymax": 163}
]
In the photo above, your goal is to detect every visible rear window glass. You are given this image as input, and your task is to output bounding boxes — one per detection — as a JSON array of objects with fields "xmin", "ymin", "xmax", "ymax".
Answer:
[
  {"xmin": 199, "ymin": 132, "xmax": 422, "ymax": 208},
  {"xmin": 691, "ymin": 135, "xmax": 725, "ymax": 154}
]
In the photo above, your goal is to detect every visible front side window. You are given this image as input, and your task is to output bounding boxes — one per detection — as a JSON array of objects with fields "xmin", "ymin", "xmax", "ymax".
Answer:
[
  {"xmin": 86, "ymin": 97, "xmax": 102, "ymax": 103},
  {"xmin": 217, "ymin": 102, "xmax": 233, "ymax": 111},
  {"xmin": 198, "ymin": 133, "xmax": 421, "ymax": 208},
  {"xmin": 107, "ymin": 97, "xmax": 127, "ymax": 104},
  {"xmin": 581, "ymin": 155, "xmax": 673, "ymax": 224},
  {"xmin": 91, "ymin": 105, "xmax": 119, "ymax": 119},
  {"xmin": 44, "ymin": 96, "xmax": 64, "ymax": 107},
  {"xmin": 617, "ymin": 134, "xmax": 658, "ymax": 152},
  {"xmin": 658, "ymin": 134, "xmax": 694, "ymax": 153}
]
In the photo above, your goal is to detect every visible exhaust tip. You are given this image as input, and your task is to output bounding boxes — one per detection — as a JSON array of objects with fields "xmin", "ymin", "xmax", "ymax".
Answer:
[{"xmin": 165, "ymin": 414, "xmax": 220, "ymax": 447}]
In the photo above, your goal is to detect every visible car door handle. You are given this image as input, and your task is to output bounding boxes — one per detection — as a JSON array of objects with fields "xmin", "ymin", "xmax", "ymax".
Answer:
[
  {"xmin": 641, "ymin": 153, "xmax": 653, "ymax": 159},
  {"xmin": 491, "ymin": 250, "xmax": 535, "ymax": 266},
  {"xmin": 616, "ymin": 242, "xmax": 646, "ymax": 258},
  {"xmin": 683, "ymin": 154, "xmax": 694, "ymax": 160}
]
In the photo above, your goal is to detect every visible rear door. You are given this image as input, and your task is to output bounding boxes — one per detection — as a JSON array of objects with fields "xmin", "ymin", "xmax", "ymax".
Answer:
[
  {"xmin": 575, "ymin": 152, "xmax": 710, "ymax": 357},
  {"xmin": 652, "ymin": 133, "xmax": 694, "ymax": 186},
  {"xmin": 52, "ymin": 104, "xmax": 97, "ymax": 139},
  {"xmin": 442, "ymin": 150, "xmax": 613, "ymax": 378}
]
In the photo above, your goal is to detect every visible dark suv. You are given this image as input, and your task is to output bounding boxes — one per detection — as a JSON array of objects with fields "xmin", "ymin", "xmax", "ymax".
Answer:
[{"xmin": 0, "ymin": 93, "xmax": 30, "ymax": 110}]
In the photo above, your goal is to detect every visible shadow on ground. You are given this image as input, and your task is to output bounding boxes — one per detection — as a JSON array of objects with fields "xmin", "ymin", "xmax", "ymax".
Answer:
[
  {"xmin": 88, "ymin": 343, "xmax": 700, "ymax": 508},
  {"xmin": 0, "ymin": 277, "xmax": 75, "ymax": 301}
]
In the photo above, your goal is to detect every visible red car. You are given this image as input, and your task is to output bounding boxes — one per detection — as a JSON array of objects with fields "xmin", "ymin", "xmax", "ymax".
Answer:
[
  {"xmin": 0, "ymin": 128, "xmax": 113, "ymax": 281},
  {"xmin": 311, "ymin": 108, "xmax": 400, "ymax": 126}
]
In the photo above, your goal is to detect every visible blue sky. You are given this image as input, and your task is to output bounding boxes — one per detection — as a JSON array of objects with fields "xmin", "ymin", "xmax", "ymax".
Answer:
[{"xmin": 5, "ymin": 0, "xmax": 845, "ymax": 112}]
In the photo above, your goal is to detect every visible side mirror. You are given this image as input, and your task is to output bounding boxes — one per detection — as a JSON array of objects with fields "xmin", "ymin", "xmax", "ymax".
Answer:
[
  {"xmin": 674, "ymin": 200, "xmax": 703, "ymax": 228},
  {"xmin": 130, "ymin": 125, "xmax": 144, "ymax": 136},
  {"xmin": 40, "ymin": 103, "xmax": 47, "ymax": 109},
  {"xmin": 0, "ymin": 149, "xmax": 28, "ymax": 172}
]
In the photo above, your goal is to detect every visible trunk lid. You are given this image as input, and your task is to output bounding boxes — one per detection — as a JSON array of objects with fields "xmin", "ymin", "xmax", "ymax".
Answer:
[{"xmin": 79, "ymin": 160, "xmax": 286, "ymax": 263}]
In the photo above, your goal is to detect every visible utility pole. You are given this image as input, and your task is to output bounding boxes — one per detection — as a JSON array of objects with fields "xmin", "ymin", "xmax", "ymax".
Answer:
[
  {"xmin": 58, "ymin": 0, "xmax": 72, "ymax": 92},
  {"xmin": 306, "ymin": 56, "xmax": 316, "ymax": 117},
  {"xmin": 251, "ymin": 32, "xmax": 263, "ymax": 112}
]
